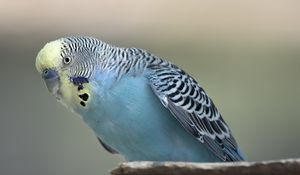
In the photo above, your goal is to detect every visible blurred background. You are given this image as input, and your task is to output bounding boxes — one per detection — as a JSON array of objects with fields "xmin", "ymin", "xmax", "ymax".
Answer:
[{"xmin": 1, "ymin": 0, "xmax": 300, "ymax": 175}]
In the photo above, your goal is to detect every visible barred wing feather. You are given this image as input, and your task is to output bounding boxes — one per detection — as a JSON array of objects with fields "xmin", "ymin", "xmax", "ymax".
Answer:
[{"xmin": 146, "ymin": 63, "xmax": 244, "ymax": 161}]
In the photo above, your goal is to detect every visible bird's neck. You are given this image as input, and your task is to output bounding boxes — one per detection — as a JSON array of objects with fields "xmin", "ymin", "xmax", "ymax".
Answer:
[{"xmin": 97, "ymin": 46, "xmax": 148, "ymax": 79}]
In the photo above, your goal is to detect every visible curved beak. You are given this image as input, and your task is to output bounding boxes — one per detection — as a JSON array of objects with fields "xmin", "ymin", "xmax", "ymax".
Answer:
[{"xmin": 41, "ymin": 69, "xmax": 60, "ymax": 94}]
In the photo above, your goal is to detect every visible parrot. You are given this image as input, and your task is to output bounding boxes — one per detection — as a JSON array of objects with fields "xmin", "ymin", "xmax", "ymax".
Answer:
[{"xmin": 35, "ymin": 36, "xmax": 245, "ymax": 162}]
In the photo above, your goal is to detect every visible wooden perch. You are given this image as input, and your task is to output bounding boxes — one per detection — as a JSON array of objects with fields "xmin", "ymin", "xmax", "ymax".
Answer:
[{"xmin": 111, "ymin": 158, "xmax": 300, "ymax": 175}]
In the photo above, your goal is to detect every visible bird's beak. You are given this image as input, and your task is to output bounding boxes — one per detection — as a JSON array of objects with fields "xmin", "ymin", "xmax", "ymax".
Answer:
[{"xmin": 41, "ymin": 69, "xmax": 60, "ymax": 95}]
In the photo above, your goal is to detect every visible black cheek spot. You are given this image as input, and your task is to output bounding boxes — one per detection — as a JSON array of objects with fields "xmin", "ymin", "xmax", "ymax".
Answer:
[
  {"xmin": 79, "ymin": 93, "xmax": 89, "ymax": 101},
  {"xmin": 80, "ymin": 101, "xmax": 86, "ymax": 107},
  {"xmin": 78, "ymin": 85, "xmax": 84, "ymax": 91}
]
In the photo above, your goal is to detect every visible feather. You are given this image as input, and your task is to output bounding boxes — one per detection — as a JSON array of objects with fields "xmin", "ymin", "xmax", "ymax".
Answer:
[
  {"xmin": 146, "ymin": 59, "xmax": 245, "ymax": 161},
  {"xmin": 97, "ymin": 137, "xmax": 119, "ymax": 154}
]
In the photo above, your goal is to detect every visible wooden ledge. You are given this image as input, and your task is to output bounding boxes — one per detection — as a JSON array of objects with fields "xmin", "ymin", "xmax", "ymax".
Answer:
[{"xmin": 111, "ymin": 158, "xmax": 300, "ymax": 175}]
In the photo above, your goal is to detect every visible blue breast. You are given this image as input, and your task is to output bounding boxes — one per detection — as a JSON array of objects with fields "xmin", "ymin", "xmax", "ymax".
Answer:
[{"xmin": 76, "ymin": 71, "xmax": 221, "ymax": 162}]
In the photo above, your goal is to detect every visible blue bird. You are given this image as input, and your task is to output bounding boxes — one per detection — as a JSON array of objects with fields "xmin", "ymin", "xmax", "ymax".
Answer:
[{"xmin": 36, "ymin": 36, "xmax": 245, "ymax": 162}]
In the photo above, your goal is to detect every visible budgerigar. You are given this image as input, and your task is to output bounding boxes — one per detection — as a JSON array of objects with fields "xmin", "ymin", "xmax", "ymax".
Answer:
[{"xmin": 36, "ymin": 36, "xmax": 245, "ymax": 162}]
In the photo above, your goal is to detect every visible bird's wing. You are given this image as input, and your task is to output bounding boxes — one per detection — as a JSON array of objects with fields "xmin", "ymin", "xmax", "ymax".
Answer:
[
  {"xmin": 97, "ymin": 137, "xmax": 119, "ymax": 154},
  {"xmin": 146, "ymin": 63, "xmax": 244, "ymax": 161}
]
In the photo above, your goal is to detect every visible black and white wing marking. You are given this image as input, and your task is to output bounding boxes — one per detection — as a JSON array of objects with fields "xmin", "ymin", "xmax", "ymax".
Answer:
[{"xmin": 147, "ymin": 62, "xmax": 244, "ymax": 161}]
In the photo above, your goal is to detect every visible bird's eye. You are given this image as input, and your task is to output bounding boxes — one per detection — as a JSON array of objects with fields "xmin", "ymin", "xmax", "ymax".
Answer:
[{"xmin": 63, "ymin": 57, "xmax": 71, "ymax": 64}]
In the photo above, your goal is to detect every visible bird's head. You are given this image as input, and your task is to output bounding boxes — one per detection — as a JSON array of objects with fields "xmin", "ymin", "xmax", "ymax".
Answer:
[{"xmin": 36, "ymin": 37, "xmax": 101, "ymax": 108}]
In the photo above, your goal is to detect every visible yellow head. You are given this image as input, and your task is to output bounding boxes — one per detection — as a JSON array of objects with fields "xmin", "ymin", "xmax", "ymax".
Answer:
[
  {"xmin": 35, "ymin": 37, "xmax": 98, "ymax": 110},
  {"xmin": 35, "ymin": 39, "xmax": 64, "ymax": 73}
]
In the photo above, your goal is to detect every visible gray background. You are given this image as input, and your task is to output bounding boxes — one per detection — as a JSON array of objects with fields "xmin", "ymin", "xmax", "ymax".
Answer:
[{"xmin": 1, "ymin": 0, "xmax": 300, "ymax": 175}]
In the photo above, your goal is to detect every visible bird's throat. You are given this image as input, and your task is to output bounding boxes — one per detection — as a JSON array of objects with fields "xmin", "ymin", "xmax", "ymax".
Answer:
[{"xmin": 55, "ymin": 74, "xmax": 92, "ymax": 111}]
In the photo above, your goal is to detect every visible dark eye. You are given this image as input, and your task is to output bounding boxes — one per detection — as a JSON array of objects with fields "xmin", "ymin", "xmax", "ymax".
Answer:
[{"xmin": 63, "ymin": 57, "xmax": 71, "ymax": 64}]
